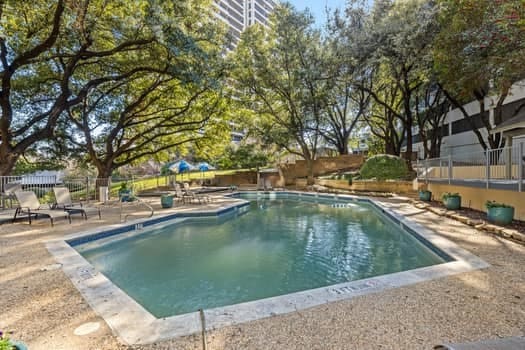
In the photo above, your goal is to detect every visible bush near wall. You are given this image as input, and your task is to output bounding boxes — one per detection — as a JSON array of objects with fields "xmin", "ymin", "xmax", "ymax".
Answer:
[{"xmin": 360, "ymin": 155, "xmax": 411, "ymax": 180}]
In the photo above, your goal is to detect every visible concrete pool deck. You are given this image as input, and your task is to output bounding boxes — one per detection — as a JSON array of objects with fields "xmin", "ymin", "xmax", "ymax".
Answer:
[{"xmin": 1, "ymin": 193, "xmax": 524, "ymax": 349}]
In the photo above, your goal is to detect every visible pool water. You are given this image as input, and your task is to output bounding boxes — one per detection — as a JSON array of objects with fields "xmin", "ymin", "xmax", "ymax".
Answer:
[{"xmin": 77, "ymin": 197, "xmax": 444, "ymax": 317}]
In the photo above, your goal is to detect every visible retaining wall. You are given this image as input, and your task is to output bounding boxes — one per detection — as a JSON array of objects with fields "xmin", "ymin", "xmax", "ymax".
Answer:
[
  {"xmin": 316, "ymin": 179, "xmax": 421, "ymax": 194},
  {"xmin": 280, "ymin": 155, "xmax": 364, "ymax": 185}
]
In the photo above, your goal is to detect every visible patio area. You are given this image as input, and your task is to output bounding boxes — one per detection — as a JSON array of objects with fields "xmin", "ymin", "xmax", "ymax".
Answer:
[{"xmin": 0, "ymin": 193, "xmax": 524, "ymax": 349}]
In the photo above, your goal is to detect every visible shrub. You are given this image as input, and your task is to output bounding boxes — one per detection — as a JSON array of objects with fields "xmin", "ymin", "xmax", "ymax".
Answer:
[
  {"xmin": 359, "ymin": 155, "xmax": 410, "ymax": 180},
  {"xmin": 442, "ymin": 192, "xmax": 460, "ymax": 200},
  {"xmin": 0, "ymin": 330, "xmax": 13, "ymax": 350},
  {"xmin": 485, "ymin": 200, "xmax": 513, "ymax": 209}
]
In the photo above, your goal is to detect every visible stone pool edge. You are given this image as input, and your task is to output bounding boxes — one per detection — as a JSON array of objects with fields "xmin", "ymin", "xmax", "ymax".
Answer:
[{"xmin": 45, "ymin": 192, "xmax": 489, "ymax": 345}]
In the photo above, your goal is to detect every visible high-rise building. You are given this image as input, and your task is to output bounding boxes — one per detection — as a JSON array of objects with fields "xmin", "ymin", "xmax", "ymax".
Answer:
[
  {"xmin": 213, "ymin": 0, "xmax": 277, "ymax": 47},
  {"xmin": 245, "ymin": 0, "xmax": 276, "ymax": 27}
]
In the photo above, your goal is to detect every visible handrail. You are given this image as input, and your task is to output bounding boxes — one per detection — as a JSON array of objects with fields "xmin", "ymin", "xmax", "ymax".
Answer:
[
  {"xmin": 120, "ymin": 196, "xmax": 155, "ymax": 222},
  {"xmin": 417, "ymin": 143, "xmax": 524, "ymax": 192}
]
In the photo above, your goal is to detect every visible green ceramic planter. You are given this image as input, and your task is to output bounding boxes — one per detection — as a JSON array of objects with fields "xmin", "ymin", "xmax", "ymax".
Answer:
[
  {"xmin": 160, "ymin": 194, "xmax": 174, "ymax": 208},
  {"xmin": 443, "ymin": 196, "xmax": 461, "ymax": 210},
  {"xmin": 419, "ymin": 190, "xmax": 432, "ymax": 201},
  {"xmin": 119, "ymin": 189, "xmax": 132, "ymax": 202},
  {"xmin": 487, "ymin": 206, "xmax": 514, "ymax": 225},
  {"xmin": 12, "ymin": 340, "xmax": 28, "ymax": 350}
]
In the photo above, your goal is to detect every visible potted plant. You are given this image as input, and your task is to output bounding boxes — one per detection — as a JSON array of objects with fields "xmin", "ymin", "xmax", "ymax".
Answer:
[
  {"xmin": 442, "ymin": 192, "xmax": 461, "ymax": 210},
  {"xmin": 0, "ymin": 330, "xmax": 27, "ymax": 350},
  {"xmin": 419, "ymin": 189, "xmax": 432, "ymax": 201},
  {"xmin": 118, "ymin": 182, "xmax": 132, "ymax": 202},
  {"xmin": 160, "ymin": 194, "xmax": 174, "ymax": 208},
  {"xmin": 486, "ymin": 201, "xmax": 514, "ymax": 225}
]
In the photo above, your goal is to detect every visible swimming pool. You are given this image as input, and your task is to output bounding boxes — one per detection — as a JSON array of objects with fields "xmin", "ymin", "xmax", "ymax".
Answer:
[
  {"xmin": 76, "ymin": 195, "xmax": 446, "ymax": 317},
  {"xmin": 47, "ymin": 192, "xmax": 488, "ymax": 344}
]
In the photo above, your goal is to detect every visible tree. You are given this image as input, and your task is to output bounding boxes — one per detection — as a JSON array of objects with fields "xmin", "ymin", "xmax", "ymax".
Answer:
[
  {"xmin": 435, "ymin": 0, "xmax": 525, "ymax": 150},
  {"xmin": 233, "ymin": 4, "xmax": 327, "ymax": 184},
  {"xmin": 68, "ymin": 77, "xmax": 228, "ymax": 179},
  {"xmin": 361, "ymin": 70, "xmax": 405, "ymax": 156},
  {"xmin": 0, "ymin": 0, "xmax": 227, "ymax": 175},
  {"xmin": 340, "ymin": 0, "xmax": 439, "ymax": 166},
  {"xmin": 216, "ymin": 144, "xmax": 269, "ymax": 170},
  {"xmin": 318, "ymin": 22, "xmax": 368, "ymax": 155},
  {"xmin": 414, "ymin": 83, "xmax": 450, "ymax": 158}
]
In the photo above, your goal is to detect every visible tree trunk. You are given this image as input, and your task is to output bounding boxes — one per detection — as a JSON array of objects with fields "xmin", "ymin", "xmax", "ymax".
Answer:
[
  {"xmin": 305, "ymin": 157, "xmax": 315, "ymax": 185},
  {"xmin": 404, "ymin": 101, "xmax": 414, "ymax": 168},
  {"xmin": 429, "ymin": 133, "xmax": 441, "ymax": 158},
  {"xmin": 338, "ymin": 140, "xmax": 349, "ymax": 155},
  {"xmin": 0, "ymin": 150, "xmax": 19, "ymax": 176},
  {"xmin": 385, "ymin": 140, "xmax": 397, "ymax": 156},
  {"xmin": 96, "ymin": 166, "xmax": 113, "ymax": 188}
]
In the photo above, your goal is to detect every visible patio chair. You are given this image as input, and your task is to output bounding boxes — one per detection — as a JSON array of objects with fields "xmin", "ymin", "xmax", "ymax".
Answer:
[
  {"xmin": 13, "ymin": 190, "xmax": 70, "ymax": 226},
  {"xmin": 53, "ymin": 187, "xmax": 101, "ymax": 220},
  {"xmin": 182, "ymin": 182, "xmax": 210, "ymax": 203},
  {"xmin": 1, "ymin": 182, "xmax": 22, "ymax": 209},
  {"xmin": 175, "ymin": 183, "xmax": 195, "ymax": 204}
]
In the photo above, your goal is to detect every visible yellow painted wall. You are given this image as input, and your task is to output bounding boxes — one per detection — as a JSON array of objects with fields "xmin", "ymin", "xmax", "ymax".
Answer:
[
  {"xmin": 427, "ymin": 165, "xmax": 520, "ymax": 179},
  {"xmin": 428, "ymin": 183, "xmax": 525, "ymax": 221},
  {"xmin": 317, "ymin": 179, "xmax": 422, "ymax": 194}
]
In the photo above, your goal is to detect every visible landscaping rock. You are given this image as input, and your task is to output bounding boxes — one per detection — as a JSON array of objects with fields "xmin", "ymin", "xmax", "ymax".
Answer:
[
  {"xmin": 450, "ymin": 214, "xmax": 470, "ymax": 225},
  {"xmin": 510, "ymin": 231, "xmax": 525, "ymax": 242}
]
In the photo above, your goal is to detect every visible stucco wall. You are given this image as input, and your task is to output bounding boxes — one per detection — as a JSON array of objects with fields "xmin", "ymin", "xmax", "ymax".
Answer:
[
  {"xmin": 428, "ymin": 183, "xmax": 525, "ymax": 221},
  {"xmin": 317, "ymin": 179, "xmax": 421, "ymax": 194}
]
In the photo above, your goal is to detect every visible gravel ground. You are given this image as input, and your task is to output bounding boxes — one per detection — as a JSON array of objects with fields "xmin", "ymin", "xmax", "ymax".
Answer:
[{"xmin": 1, "ymin": 195, "xmax": 524, "ymax": 350}]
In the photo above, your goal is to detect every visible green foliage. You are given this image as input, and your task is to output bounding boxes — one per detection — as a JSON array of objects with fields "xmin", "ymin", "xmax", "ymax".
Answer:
[
  {"xmin": 485, "ymin": 200, "xmax": 514, "ymax": 209},
  {"xmin": 435, "ymin": 0, "xmax": 525, "ymax": 99},
  {"xmin": 217, "ymin": 144, "xmax": 269, "ymax": 170},
  {"xmin": 433, "ymin": 0, "xmax": 525, "ymax": 151},
  {"xmin": 12, "ymin": 158, "xmax": 64, "ymax": 176},
  {"xmin": 335, "ymin": 0, "xmax": 439, "ymax": 163},
  {"xmin": 442, "ymin": 192, "xmax": 461, "ymax": 200},
  {"xmin": 365, "ymin": 134, "xmax": 387, "ymax": 157},
  {"xmin": 0, "ymin": 329, "xmax": 13, "ymax": 350},
  {"xmin": 0, "ymin": 0, "xmax": 229, "ymax": 176},
  {"xmin": 232, "ymin": 4, "xmax": 327, "ymax": 183},
  {"xmin": 359, "ymin": 155, "xmax": 410, "ymax": 180}
]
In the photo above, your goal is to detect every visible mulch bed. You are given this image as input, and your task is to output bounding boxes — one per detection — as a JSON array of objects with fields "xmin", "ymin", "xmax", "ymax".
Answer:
[{"xmin": 429, "ymin": 200, "xmax": 525, "ymax": 234}]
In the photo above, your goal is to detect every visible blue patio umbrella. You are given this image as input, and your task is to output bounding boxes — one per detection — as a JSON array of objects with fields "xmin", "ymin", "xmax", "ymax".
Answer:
[
  {"xmin": 168, "ymin": 160, "xmax": 196, "ymax": 180},
  {"xmin": 197, "ymin": 162, "xmax": 216, "ymax": 172}
]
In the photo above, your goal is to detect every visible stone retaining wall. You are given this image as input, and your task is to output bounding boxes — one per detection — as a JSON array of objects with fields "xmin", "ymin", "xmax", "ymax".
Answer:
[
  {"xmin": 316, "ymin": 179, "xmax": 421, "ymax": 194},
  {"xmin": 214, "ymin": 171, "xmax": 257, "ymax": 186},
  {"xmin": 280, "ymin": 155, "xmax": 364, "ymax": 185}
]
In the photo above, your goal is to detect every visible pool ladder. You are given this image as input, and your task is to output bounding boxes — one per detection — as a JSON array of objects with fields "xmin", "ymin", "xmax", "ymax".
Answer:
[{"xmin": 120, "ymin": 198, "xmax": 154, "ymax": 222}]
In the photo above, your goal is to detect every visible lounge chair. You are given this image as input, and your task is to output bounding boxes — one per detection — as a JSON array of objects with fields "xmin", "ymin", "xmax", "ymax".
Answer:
[
  {"xmin": 1, "ymin": 182, "xmax": 21, "ymax": 209},
  {"xmin": 182, "ymin": 182, "xmax": 210, "ymax": 203},
  {"xmin": 175, "ymin": 183, "xmax": 195, "ymax": 204},
  {"xmin": 53, "ymin": 187, "xmax": 101, "ymax": 220},
  {"xmin": 13, "ymin": 190, "xmax": 71, "ymax": 226}
]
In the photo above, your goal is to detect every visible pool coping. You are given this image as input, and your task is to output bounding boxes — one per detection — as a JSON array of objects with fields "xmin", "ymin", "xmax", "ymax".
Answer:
[{"xmin": 46, "ymin": 191, "xmax": 489, "ymax": 345}]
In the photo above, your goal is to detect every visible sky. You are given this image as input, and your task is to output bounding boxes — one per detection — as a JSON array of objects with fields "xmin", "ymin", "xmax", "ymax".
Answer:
[{"xmin": 286, "ymin": 0, "xmax": 347, "ymax": 25}]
